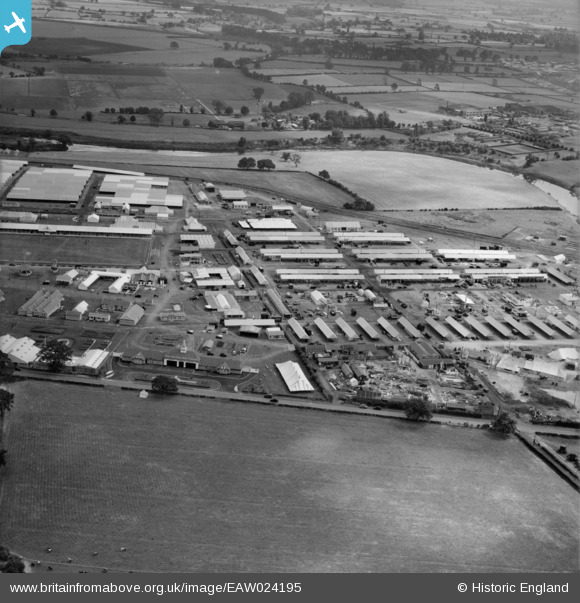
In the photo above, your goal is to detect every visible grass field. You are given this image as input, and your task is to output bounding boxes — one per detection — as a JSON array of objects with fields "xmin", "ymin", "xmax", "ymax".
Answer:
[
  {"xmin": 0, "ymin": 381, "xmax": 577, "ymax": 572},
  {"xmin": 0, "ymin": 235, "xmax": 150, "ymax": 266},
  {"xmin": 271, "ymin": 151, "xmax": 559, "ymax": 211}
]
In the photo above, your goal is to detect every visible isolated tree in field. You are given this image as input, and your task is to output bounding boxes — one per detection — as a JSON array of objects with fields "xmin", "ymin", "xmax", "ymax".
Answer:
[
  {"xmin": 329, "ymin": 128, "xmax": 344, "ymax": 144},
  {"xmin": 405, "ymin": 396, "xmax": 433, "ymax": 421},
  {"xmin": 224, "ymin": 106, "xmax": 234, "ymax": 115},
  {"xmin": 130, "ymin": 115, "xmax": 136, "ymax": 122},
  {"xmin": 281, "ymin": 152, "xmax": 291, "ymax": 162},
  {"xmin": 0, "ymin": 389, "xmax": 14, "ymax": 419},
  {"xmin": 151, "ymin": 375, "xmax": 179, "ymax": 395},
  {"xmin": 117, "ymin": 115, "xmax": 126, "ymax": 124},
  {"xmin": 252, "ymin": 87, "xmax": 265, "ymax": 101},
  {"xmin": 0, "ymin": 352, "xmax": 15, "ymax": 383},
  {"xmin": 290, "ymin": 153, "xmax": 301, "ymax": 167},
  {"xmin": 490, "ymin": 412, "xmax": 516, "ymax": 435},
  {"xmin": 182, "ymin": 118, "xmax": 190, "ymax": 127},
  {"xmin": 302, "ymin": 116, "xmax": 309, "ymax": 130},
  {"xmin": 147, "ymin": 108, "xmax": 164, "ymax": 127},
  {"xmin": 82, "ymin": 111, "xmax": 93, "ymax": 121},
  {"xmin": 0, "ymin": 448, "xmax": 6, "ymax": 468},
  {"xmin": 240, "ymin": 105, "xmax": 249, "ymax": 116},
  {"xmin": 390, "ymin": 83, "xmax": 398, "ymax": 92},
  {"xmin": 170, "ymin": 41, "xmax": 179, "ymax": 49},
  {"xmin": 38, "ymin": 339, "xmax": 72, "ymax": 373},
  {"xmin": 318, "ymin": 169, "xmax": 330, "ymax": 180},
  {"xmin": 50, "ymin": 109, "xmax": 58, "ymax": 117},
  {"xmin": 238, "ymin": 157, "xmax": 256, "ymax": 169},
  {"xmin": 212, "ymin": 99, "xmax": 225, "ymax": 115},
  {"xmin": 257, "ymin": 158, "xmax": 276, "ymax": 170}
]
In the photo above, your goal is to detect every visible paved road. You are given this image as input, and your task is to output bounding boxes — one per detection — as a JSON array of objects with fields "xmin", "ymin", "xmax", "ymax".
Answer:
[{"xmin": 17, "ymin": 370, "xmax": 579, "ymax": 435}]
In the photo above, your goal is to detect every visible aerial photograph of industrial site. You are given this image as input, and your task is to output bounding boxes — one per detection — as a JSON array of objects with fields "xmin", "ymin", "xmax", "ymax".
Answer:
[{"xmin": 0, "ymin": 0, "xmax": 578, "ymax": 576}]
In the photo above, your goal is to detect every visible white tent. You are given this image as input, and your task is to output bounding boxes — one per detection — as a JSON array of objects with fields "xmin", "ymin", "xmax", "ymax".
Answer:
[
  {"xmin": 276, "ymin": 360, "xmax": 314, "ymax": 392},
  {"xmin": 548, "ymin": 348, "xmax": 579, "ymax": 362}
]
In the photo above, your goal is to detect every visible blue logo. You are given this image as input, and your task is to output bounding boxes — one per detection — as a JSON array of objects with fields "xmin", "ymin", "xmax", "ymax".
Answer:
[{"xmin": 1, "ymin": 1, "xmax": 31, "ymax": 55}]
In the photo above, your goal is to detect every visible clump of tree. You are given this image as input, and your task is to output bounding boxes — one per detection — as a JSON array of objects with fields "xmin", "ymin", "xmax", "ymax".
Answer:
[
  {"xmin": 0, "ymin": 389, "xmax": 14, "ymax": 419},
  {"xmin": 405, "ymin": 396, "xmax": 434, "ymax": 421},
  {"xmin": 0, "ymin": 546, "xmax": 24, "ymax": 573},
  {"xmin": 0, "ymin": 352, "xmax": 15, "ymax": 383},
  {"xmin": 490, "ymin": 412, "xmax": 516, "ymax": 435},
  {"xmin": 37, "ymin": 339, "xmax": 72, "ymax": 373},
  {"xmin": 257, "ymin": 158, "xmax": 276, "ymax": 170},
  {"xmin": 151, "ymin": 375, "xmax": 179, "ymax": 395},
  {"xmin": 147, "ymin": 108, "xmax": 164, "ymax": 127},
  {"xmin": 238, "ymin": 157, "xmax": 256, "ymax": 169}
]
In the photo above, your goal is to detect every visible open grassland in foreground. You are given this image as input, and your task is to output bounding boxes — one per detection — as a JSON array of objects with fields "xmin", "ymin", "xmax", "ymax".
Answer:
[
  {"xmin": 0, "ymin": 235, "xmax": 150, "ymax": 267},
  {"xmin": 1, "ymin": 381, "xmax": 578, "ymax": 573}
]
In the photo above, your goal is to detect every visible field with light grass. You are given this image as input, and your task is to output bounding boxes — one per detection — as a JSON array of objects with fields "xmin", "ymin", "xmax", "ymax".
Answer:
[{"xmin": 0, "ymin": 381, "xmax": 577, "ymax": 573}]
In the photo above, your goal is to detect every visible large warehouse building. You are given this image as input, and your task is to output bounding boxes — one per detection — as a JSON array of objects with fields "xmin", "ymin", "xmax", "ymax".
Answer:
[
  {"xmin": 333, "ymin": 232, "xmax": 411, "ymax": 245},
  {"xmin": 7, "ymin": 167, "xmax": 92, "ymax": 203},
  {"xmin": 96, "ymin": 174, "xmax": 183, "ymax": 208}
]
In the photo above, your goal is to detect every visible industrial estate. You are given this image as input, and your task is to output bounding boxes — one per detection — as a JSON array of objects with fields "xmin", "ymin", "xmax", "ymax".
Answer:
[{"xmin": 0, "ymin": 0, "xmax": 578, "ymax": 576}]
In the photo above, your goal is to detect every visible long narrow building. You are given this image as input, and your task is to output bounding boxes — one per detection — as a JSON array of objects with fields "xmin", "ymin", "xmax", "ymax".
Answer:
[
  {"xmin": 444, "ymin": 316, "xmax": 471, "ymax": 339},
  {"xmin": 356, "ymin": 317, "xmax": 379, "ymax": 340},
  {"xmin": 335, "ymin": 318, "xmax": 359, "ymax": 341},
  {"xmin": 425, "ymin": 317, "xmax": 452, "ymax": 340},
  {"xmin": 377, "ymin": 317, "xmax": 402, "ymax": 341},
  {"xmin": 544, "ymin": 315, "xmax": 575, "ymax": 338},
  {"xmin": 314, "ymin": 317, "xmax": 338, "ymax": 340}
]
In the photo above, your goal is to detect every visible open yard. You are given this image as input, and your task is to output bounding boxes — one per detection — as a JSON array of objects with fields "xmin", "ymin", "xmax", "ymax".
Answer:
[
  {"xmin": 0, "ymin": 381, "xmax": 577, "ymax": 572},
  {"xmin": 0, "ymin": 235, "xmax": 150, "ymax": 266}
]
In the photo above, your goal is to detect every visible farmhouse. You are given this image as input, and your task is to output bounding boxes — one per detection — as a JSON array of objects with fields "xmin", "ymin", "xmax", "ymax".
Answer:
[
  {"xmin": 18, "ymin": 289, "xmax": 64, "ymax": 318},
  {"xmin": 118, "ymin": 304, "xmax": 145, "ymax": 326},
  {"xmin": 88, "ymin": 311, "xmax": 111, "ymax": 323}
]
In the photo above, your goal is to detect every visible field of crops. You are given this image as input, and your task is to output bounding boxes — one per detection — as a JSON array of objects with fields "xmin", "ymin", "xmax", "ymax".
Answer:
[
  {"xmin": 0, "ymin": 234, "xmax": 150, "ymax": 266},
  {"xmin": 0, "ymin": 381, "xmax": 577, "ymax": 573}
]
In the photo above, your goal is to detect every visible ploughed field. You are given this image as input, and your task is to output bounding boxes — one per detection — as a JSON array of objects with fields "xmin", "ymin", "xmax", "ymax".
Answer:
[{"xmin": 0, "ymin": 382, "xmax": 577, "ymax": 573}]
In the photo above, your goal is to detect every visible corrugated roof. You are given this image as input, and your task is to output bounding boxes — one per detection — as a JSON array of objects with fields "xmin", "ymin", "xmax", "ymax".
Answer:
[{"xmin": 276, "ymin": 360, "xmax": 314, "ymax": 392}]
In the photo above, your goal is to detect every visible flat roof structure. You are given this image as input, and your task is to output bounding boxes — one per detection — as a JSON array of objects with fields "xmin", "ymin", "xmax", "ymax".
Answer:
[
  {"xmin": 437, "ymin": 249, "xmax": 516, "ymax": 261},
  {"xmin": 377, "ymin": 270, "xmax": 459, "ymax": 282},
  {"xmin": 463, "ymin": 268, "xmax": 547, "ymax": 282},
  {"xmin": 8, "ymin": 167, "xmax": 92, "ymax": 203},
  {"xmin": 356, "ymin": 317, "xmax": 379, "ymax": 340},
  {"xmin": 333, "ymin": 232, "xmax": 411, "ymax": 245},
  {"xmin": 0, "ymin": 159, "xmax": 27, "ymax": 187},
  {"xmin": 246, "ymin": 232, "xmax": 325, "ymax": 244},
  {"xmin": 314, "ymin": 317, "xmax": 338, "ymax": 340},
  {"xmin": 275, "ymin": 268, "xmax": 359, "ymax": 275},
  {"xmin": 0, "ymin": 223, "xmax": 152, "ymax": 237},
  {"xmin": 180, "ymin": 234, "xmax": 216, "ymax": 249},
  {"xmin": 397, "ymin": 317, "xmax": 422, "ymax": 339},
  {"xmin": 464, "ymin": 315, "xmax": 493, "ymax": 339},
  {"xmin": 503, "ymin": 314, "xmax": 535, "ymax": 338},
  {"xmin": 218, "ymin": 189, "xmax": 246, "ymax": 201},
  {"xmin": 546, "ymin": 315, "xmax": 575, "ymax": 338},
  {"xmin": 276, "ymin": 360, "xmax": 314, "ymax": 392},
  {"xmin": 335, "ymin": 318, "xmax": 359, "ymax": 341},
  {"xmin": 546, "ymin": 266, "xmax": 575, "ymax": 286},
  {"xmin": 224, "ymin": 319, "xmax": 276, "ymax": 327},
  {"xmin": 377, "ymin": 317, "xmax": 402, "ymax": 341},
  {"xmin": 526, "ymin": 315, "xmax": 556, "ymax": 339},
  {"xmin": 278, "ymin": 274, "xmax": 364, "ymax": 282},
  {"xmin": 444, "ymin": 316, "xmax": 471, "ymax": 339},
  {"xmin": 97, "ymin": 174, "xmax": 183, "ymax": 208},
  {"xmin": 287, "ymin": 318, "xmax": 309, "ymax": 341},
  {"xmin": 324, "ymin": 221, "xmax": 362, "ymax": 232},
  {"xmin": 246, "ymin": 218, "xmax": 296, "ymax": 230},
  {"xmin": 486, "ymin": 316, "xmax": 512, "ymax": 338},
  {"xmin": 359, "ymin": 253, "xmax": 434, "ymax": 263},
  {"xmin": 248, "ymin": 265, "xmax": 268, "ymax": 286},
  {"xmin": 426, "ymin": 317, "xmax": 453, "ymax": 340}
]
